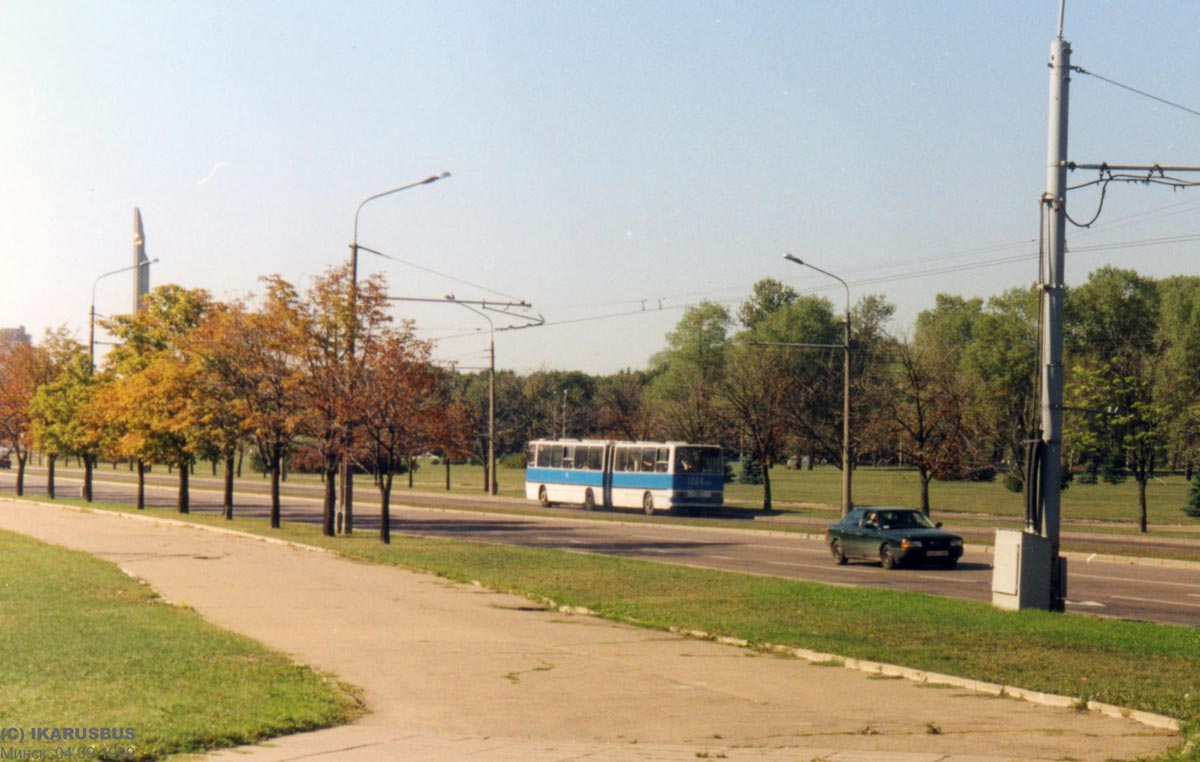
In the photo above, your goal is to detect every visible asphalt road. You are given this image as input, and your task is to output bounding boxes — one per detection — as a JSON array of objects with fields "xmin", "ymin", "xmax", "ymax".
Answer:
[{"xmin": 2, "ymin": 467, "xmax": 1198, "ymax": 627}]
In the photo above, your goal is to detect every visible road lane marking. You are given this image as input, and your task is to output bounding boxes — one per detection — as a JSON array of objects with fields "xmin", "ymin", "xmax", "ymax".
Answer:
[
  {"xmin": 1072, "ymin": 572, "xmax": 1200, "ymax": 590},
  {"xmin": 705, "ymin": 555, "xmax": 735, "ymax": 561},
  {"xmin": 916, "ymin": 575, "xmax": 987, "ymax": 585},
  {"xmin": 1108, "ymin": 592, "xmax": 1200, "ymax": 612}
]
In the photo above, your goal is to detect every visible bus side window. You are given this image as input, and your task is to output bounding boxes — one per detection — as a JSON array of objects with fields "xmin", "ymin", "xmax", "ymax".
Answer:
[
  {"xmin": 656, "ymin": 448, "xmax": 669, "ymax": 473},
  {"xmin": 562, "ymin": 446, "xmax": 574, "ymax": 469},
  {"xmin": 537, "ymin": 445, "xmax": 550, "ymax": 468},
  {"xmin": 551, "ymin": 446, "xmax": 563, "ymax": 468},
  {"xmin": 589, "ymin": 447, "xmax": 603, "ymax": 471},
  {"xmin": 641, "ymin": 449, "xmax": 655, "ymax": 472},
  {"xmin": 576, "ymin": 447, "xmax": 590, "ymax": 469}
]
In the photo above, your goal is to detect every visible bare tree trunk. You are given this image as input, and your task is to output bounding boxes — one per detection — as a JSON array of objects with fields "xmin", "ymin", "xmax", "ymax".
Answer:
[
  {"xmin": 223, "ymin": 453, "xmax": 235, "ymax": 520},
  {"xmin": 445, "ymin": 458, "xmax": 451, "ymax": 490},
  {"xmin": 136, "ymin": 460, "xmax": 145, "ymax": 510},
  {"xmin": 322, "ymin": 457, "xmax": 337, "ymax": 537},
  {"xmin": 177, "ymin": 461, "xmax": 190, "ymax": 513},
  {"xmin": 761, "ymin": 456, "xmax": 773, "ymax": 512},
  {"xmin": 379, "ymin": 470, "xmax": 394, "ymax": 544},
  {"xmin": 47, "ymin": 454, "xmax": 56, "ymax": 499},
  {"xmin": 408, "ymin": 457, "xmax": 415, "ymax": 488},
  {"xmin": 919, "ymin": 467, "xmax": 932, "ymax": 515},
  {"xmin": 83, "ymin": 455, "xmax": 94, "ymax": 502},
  {"xmin": 1138, "ymin": 478, "xmax": 1148, "ymax": 534},
  {"xmin": 269, "ymin": 447, "xmax": 282, "ymax": 529},
  {"xmin": 15, "ymin": 452, "xmax": 26, "ymax": 496}
]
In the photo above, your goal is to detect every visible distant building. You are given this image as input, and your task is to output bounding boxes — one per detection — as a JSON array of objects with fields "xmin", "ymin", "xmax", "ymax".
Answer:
[{"xmin": 0, "ymin": 326, "xmax": 32, "ymax": 349}]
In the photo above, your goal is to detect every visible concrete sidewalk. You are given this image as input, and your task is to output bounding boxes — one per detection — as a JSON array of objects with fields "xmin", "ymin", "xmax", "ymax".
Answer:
[{"xmin": 0, "ymin": 499, "xmax": 1181, "ymax": 762}]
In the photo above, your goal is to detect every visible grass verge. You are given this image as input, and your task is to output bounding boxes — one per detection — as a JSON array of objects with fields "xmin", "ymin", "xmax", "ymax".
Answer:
[
  {"xmin": 0, "ymin": 528, "xmax": 363, "ymax": 761},
  {"xmin": 25, "ymin": 496, "xmax": 1200, "ymax": 762}
]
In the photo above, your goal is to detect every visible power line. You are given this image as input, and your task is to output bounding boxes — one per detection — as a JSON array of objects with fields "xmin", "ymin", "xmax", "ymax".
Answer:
[{"xmin": 1073, "ymin": 66, "xmax": 1200, "ymax": 118}]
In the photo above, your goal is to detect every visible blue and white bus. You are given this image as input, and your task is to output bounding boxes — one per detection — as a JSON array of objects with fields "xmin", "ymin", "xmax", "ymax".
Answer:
[{"xmin": 524, "ymin": 439, "xmax": 725, "ymax": 515}]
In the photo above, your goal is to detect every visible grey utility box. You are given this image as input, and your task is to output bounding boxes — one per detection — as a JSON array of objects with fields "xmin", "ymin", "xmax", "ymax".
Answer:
[{"xmin": 991, "ymin": 529, "xmax": 1056, "ymax": 611}]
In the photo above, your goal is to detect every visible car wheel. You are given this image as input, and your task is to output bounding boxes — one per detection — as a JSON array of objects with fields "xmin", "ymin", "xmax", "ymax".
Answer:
[
  {"xmin": 642, "ymin": 492, "xmax": 654, "ymax": 515},
  {"xmin": 830, "ymin": 540, "xmax": 848, "ymax": 566},
  {"xmin": 880, "ymin": 544, "xmax": 898, "ymax": 570},
  {"xmin": 583, "ymin": 489, "xmax": 595, "ymax": 511},
  {"xmin": 538, "ymin": 486, "xmax": 551, "ymax": 507}
]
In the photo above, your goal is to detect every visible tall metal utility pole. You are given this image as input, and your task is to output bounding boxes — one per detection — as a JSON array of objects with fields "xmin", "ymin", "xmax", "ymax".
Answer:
[
  {"xmin": 1038, "ymin": 1, "xmax": 1071, "ymax": 611},
  {"xmin": 387, "ymin": 294, "xmax": 543, "ymax": 496}
]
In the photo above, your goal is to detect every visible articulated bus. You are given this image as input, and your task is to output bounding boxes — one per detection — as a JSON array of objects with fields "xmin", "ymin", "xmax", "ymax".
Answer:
[{"xmin": 524, "ymin": 439, "xmax": 725, "ymax": 515}]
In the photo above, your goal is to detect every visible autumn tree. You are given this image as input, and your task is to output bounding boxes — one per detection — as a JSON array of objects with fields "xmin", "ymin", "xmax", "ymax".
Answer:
[
  {"xmin": 0, "ymin": 338, "xmax": 47, "ymax": 495},
  {"xmin": 97, "ymin": 285, "xmax": 213, "ymax": 512},
  {"xmin": 357, "ymin": 327, "xmax": 443, "ymax": 542},
  {"xmin": 280, "ymin": 265, "xmax": 391, "ymax": 537},
  {"xmin": 202, "ymin": 294, "xmax": 306, "ymax": 528}
]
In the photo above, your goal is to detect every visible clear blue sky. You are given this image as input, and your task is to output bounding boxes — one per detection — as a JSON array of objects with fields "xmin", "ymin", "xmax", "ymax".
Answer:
[{"xmin": 2, "ymin": 1, "xmax": 1197, "ymax": 373}]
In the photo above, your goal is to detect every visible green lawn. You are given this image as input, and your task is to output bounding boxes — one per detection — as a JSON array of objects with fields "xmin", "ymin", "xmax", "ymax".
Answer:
[
  {"xmin": 0, "ymin": 529, "xmax": 362, "ymax": 761},
  {"xmin": 16, "ymin": 497, "xmax": 1200, "ymax": 762}
]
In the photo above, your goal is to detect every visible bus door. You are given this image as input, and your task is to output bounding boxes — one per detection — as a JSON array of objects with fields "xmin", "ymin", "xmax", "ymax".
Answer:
[{"xmin": 602, "ymin": 443, "xmax": 614, "ymax": 509}]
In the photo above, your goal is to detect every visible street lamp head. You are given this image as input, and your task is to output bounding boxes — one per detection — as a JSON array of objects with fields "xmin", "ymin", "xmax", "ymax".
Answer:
[
  {"xmin": 423, "ymin": 171, "xmax": 451, "ymax": 185},
  {"xmin": 782, "ymin": 253, "xmax": 804, "ymax": 266}
]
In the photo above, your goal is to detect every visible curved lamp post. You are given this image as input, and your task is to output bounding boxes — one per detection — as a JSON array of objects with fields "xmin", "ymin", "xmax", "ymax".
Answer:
[
  {"xmin": 90, "ymin": 259, "xmax": 159, "ymax": 367},
  {"xmin": 339, "ymin": 172, "xmax": 450, "ymax": 534},
  {"xmin": 454, "ymin": 300, "xmax": 498, "ymax": 495},
  {"xmin": 783, "ymin": 254, "xmax": 852, "ymax": 516}
]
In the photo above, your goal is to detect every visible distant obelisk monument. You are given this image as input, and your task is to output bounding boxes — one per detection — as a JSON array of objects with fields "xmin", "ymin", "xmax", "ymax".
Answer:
[{"xmin": 133, "ymin": 207, "xmax": 149, "ymax": 313}]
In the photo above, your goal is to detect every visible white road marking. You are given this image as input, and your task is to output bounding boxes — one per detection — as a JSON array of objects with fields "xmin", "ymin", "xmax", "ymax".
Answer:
[
  {"xmin": 1111, "ymin": 595, "xmax": 1200, "ymax": 609},
  {"xmin": 915, "ymin": 575, "xmax": 985, "ymax": 585},
  {"xmin": 1065, "ymin": 600, "xmax": 1107, "ymax": 608},
  {"xmin": 1072, "ymin": 572, "xmax": 1200, "ymax": 590},
  {"xmin": 705, "ymin": 555, "xmax": 736, "ymax": 561}
]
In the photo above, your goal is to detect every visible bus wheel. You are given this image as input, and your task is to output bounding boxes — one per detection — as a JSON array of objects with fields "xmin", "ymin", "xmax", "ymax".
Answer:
[
  {"xmin": 538, "ymin": 486, "xmax": 551, "ymax": 507},
  {"xmin": 583, "ymin": 489, "xmax": 595, "ymax": 511},
  {"xmin": 642, "ymin": 492, "xmax": 654, "ymax": 515}
]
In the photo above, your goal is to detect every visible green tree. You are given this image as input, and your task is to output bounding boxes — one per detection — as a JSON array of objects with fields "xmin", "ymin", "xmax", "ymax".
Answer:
[
  {"xmin": 648, "ymin": 301, "xmax": 732, "ymax": 443},
  {"xmin": 1155, "ymin": 276, "xmax": 1200, "ymax": 476},
  {"xmin": 30, "ymin": 351, "xmax": 99, "ymax": 500},
  {"xmin": 1065, "ymin": 267, "xmax": 1163, "ymax": 533}
]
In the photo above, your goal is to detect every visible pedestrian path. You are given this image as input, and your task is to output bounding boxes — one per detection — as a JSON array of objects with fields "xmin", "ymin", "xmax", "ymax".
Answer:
[{"xmin": 0, "ymin": 500, "xmax": 1180, "ymax": 762}]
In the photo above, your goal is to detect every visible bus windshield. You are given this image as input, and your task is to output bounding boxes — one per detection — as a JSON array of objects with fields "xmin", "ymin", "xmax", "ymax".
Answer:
[{"xmin": 674, "ymin": 447, "xmax": 723, "ymax": 475}]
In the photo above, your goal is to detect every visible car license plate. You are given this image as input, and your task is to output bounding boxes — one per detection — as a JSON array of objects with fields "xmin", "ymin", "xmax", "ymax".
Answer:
[{"xmin": 927, "ymin": 550, "xmax": 949, "ymax": 557}]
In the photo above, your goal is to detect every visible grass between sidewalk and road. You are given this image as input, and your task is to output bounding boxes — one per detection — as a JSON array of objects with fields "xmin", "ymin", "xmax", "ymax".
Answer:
[
  {"xmin": 0, "ymin": 528, "xmax": 363, "ymax": 762},
  {"xmin": 15, "ymin": 496, "xmax": 1200, "ymax": 762},
  {"xmin": 42, "ymin": 459, "xmax": 1200, "ymax": 534}
]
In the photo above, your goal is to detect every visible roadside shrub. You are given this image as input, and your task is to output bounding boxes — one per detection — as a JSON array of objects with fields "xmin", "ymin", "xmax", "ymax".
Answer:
[
  {"xmin": 501, "ymin": 452, "xmax": 527, "ymax": 470},
  {"xmin": 1183, "ymin": 472, "xmax": 1200, "ymax": 519},
  {"xmin": 737, "ymin": 453, "xmax": 763, "ymax": 485},
  {"xmin": 1003, "ymin": 473, "xmax": 1023, "ymax": 493}
]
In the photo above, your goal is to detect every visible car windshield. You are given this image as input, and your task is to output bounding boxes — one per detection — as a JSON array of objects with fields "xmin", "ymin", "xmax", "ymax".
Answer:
[{"xmin": 876, "ymin": 510, "xmax": 936, "ymax": 530}]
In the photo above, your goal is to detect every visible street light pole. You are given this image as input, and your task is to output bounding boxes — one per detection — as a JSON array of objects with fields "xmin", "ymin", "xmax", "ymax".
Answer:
[
  {"xmin": 783, "ymin": 254, "xmax": 852, "ymax": 516},
  {"xmin": 341, "ymin": 172, "xmax": 450, "ymax": 533},
  {"xmin": 90, "ymin": 259, "xmax": 159, "ymax": 367},
  {"xmin": 87, "ymin": 258, "xmax": 158, "ymax": 503},
  {"xmin": 455, "ymin": 302, "xmax": 498, "ymax": 495}
]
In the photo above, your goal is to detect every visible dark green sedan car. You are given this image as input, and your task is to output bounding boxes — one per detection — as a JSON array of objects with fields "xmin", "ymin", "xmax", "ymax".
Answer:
[{"xmin": 826, "ymin": 507, "xmax": 963, "ymax": 569}]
